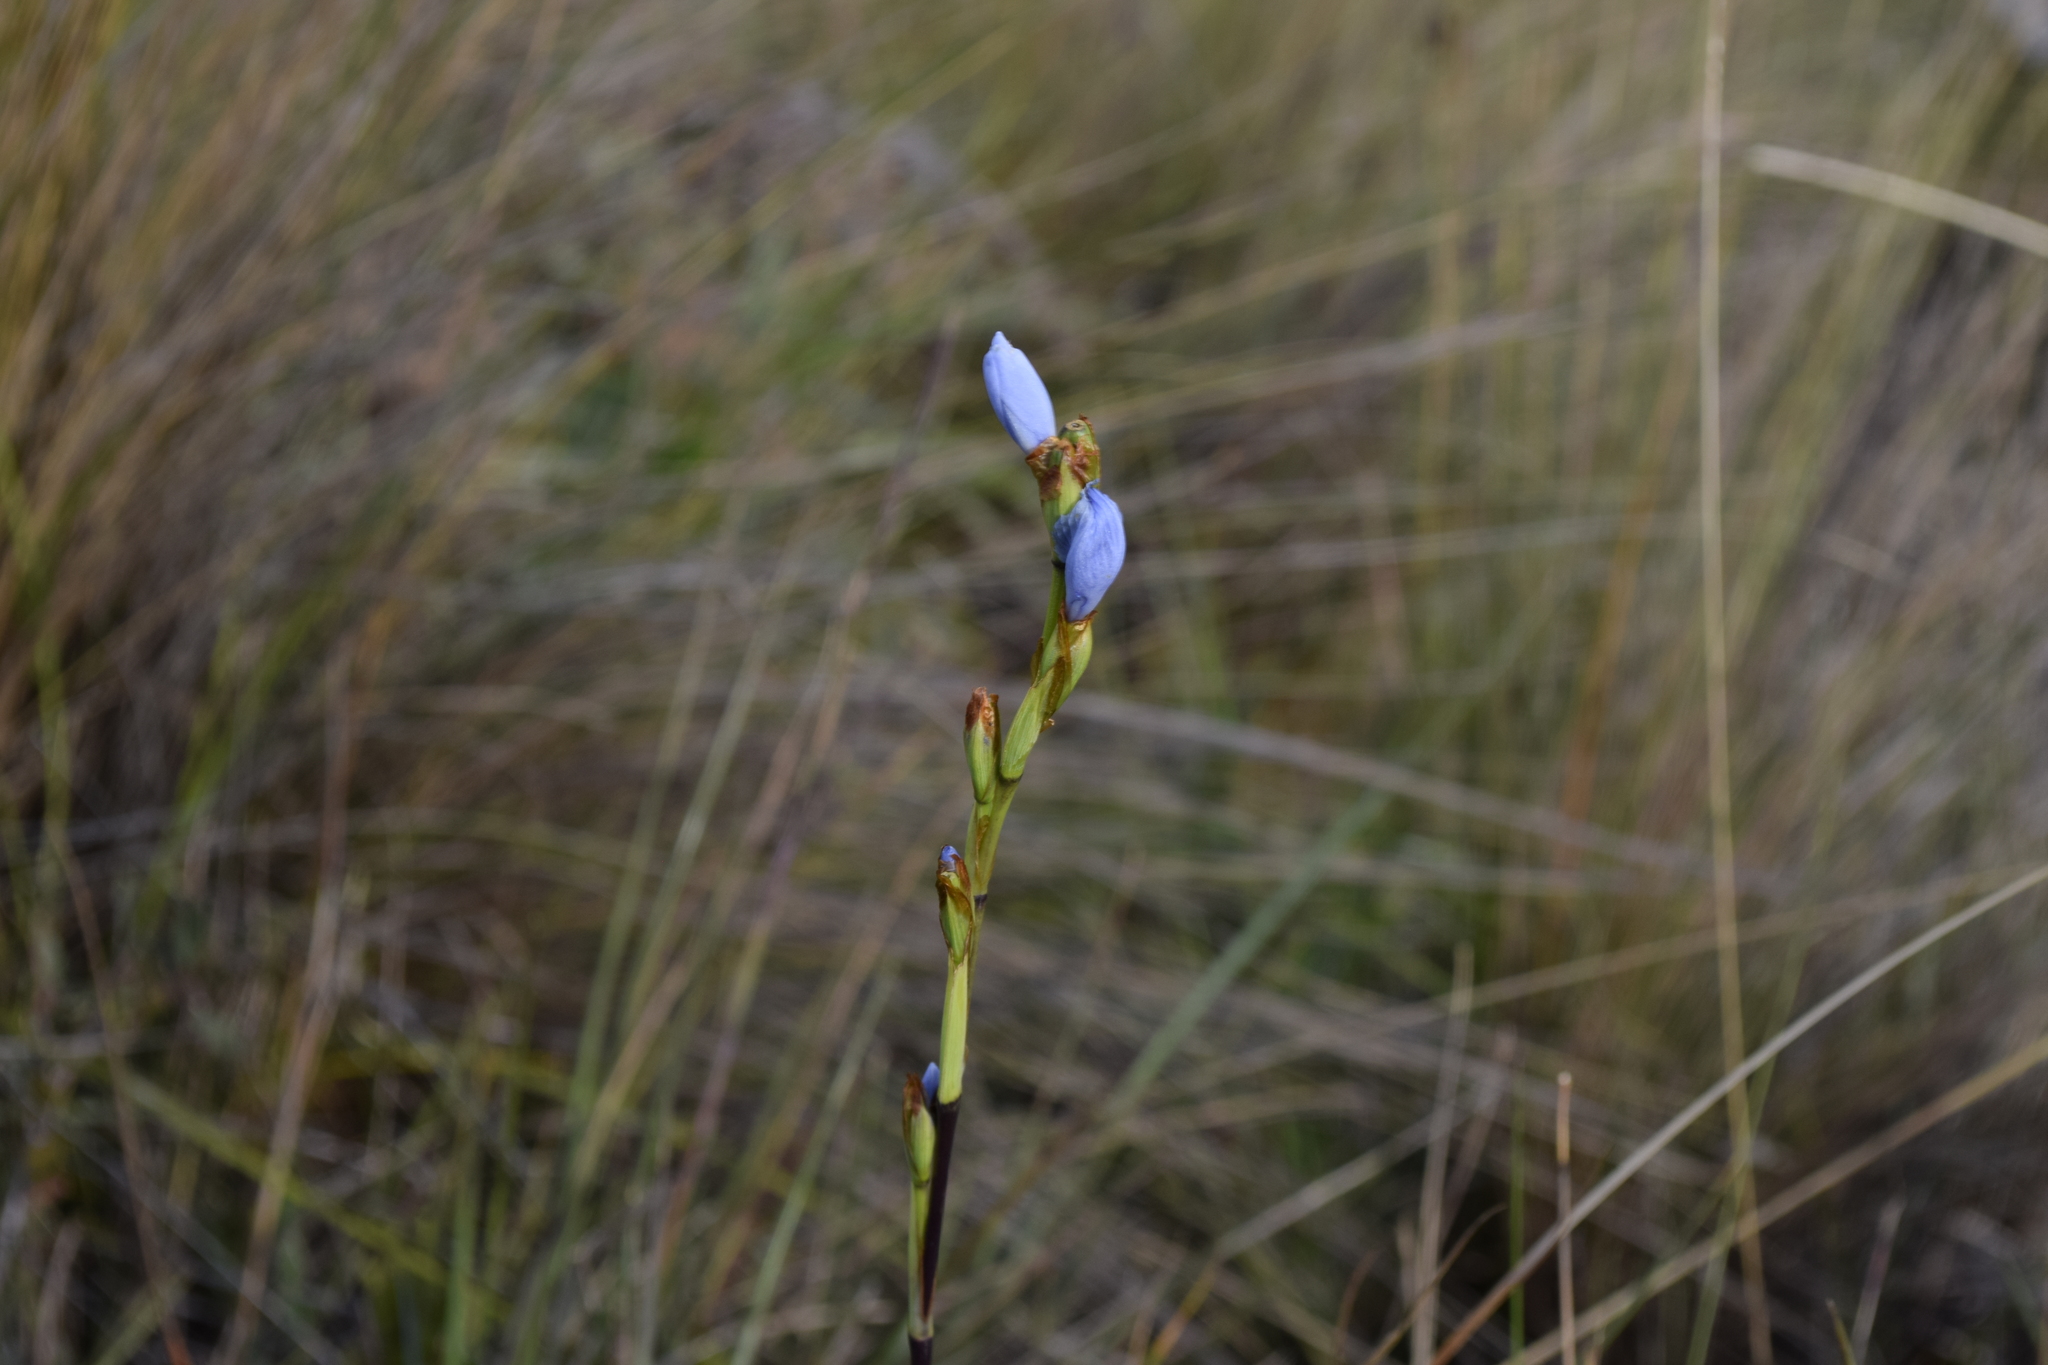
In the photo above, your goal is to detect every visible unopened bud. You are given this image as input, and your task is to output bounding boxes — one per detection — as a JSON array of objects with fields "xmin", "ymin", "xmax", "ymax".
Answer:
[
  {"xmin": 901, "ymin": 1072, "xmax": 936, "ymax": 1183},
  {"xmin": 936, "ymin": 845, "xmax": 974, "ymax": 962},
  {"xmin": 1051, "ymin": 485, "xmax": 1126, "ymax": 621},
  {"xmin": 984, "ymin": 334, "xmax": 1057, "ymax": 453},
  {"xmin": 964, "ymin": 688, "xmax": 999, "ymax": 803}
]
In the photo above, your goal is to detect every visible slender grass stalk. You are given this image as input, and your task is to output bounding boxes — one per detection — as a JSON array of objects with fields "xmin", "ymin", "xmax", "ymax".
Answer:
[
  {"xmin": 1555, "ymin": 1074, "xmax": 1577, "ymax": 1365},
  {"xmin": 1827, "ymin": 1302, "xmax": 1858, "ymax": 1365},
  {"xmin": 1848, "ymin": 1198, "xmax": 1904, "ymax": 1365},
  {"xmin": 440, "ymin": 1106, "xmax": 480, "ymax": 1365},
  {"xmin": 1684, "ymin": 1219, "xmax": 1730, "ymax": 1365},
  {"xmin": 1746, "ymin": 145, "xmax": 2048, "ymax": 258},
  {"xmin": 1335, "ymin": 1251, "xmax": 1382, "ymax": 1363},
  {"xmin": 1510, "ymin": 1091, "xmax": 1527, "ymax": 1354},
  {"xmin": 1413, "ymin": 944, "xmax": 1472, "ymax": 1365}
]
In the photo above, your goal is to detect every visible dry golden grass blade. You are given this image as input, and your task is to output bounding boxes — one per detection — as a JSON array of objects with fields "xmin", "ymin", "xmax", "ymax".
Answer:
[{"xmin": 1748, "ymin": 144, "xmax": 2048, "ymax": 259}]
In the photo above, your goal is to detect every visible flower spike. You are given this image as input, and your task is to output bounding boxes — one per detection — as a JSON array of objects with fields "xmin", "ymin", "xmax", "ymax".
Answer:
[{"xmin": 905, "ymin": 327, "xmax": 1129, "ymax": 1365}]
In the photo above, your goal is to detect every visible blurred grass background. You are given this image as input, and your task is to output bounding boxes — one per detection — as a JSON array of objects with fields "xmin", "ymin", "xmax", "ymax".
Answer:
[{"xmin": 8, "ymin": 0, "xmax": 2048, "ymax": 1361}]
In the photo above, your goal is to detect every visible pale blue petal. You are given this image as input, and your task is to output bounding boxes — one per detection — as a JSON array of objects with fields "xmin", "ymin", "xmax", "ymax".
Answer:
[
  {"xmin": 1052, "ymin": 485, "xmax": 1126, "ymax": 619},
  {"xmin": 983, "ymin": 332, "xmax": 1056, "ymax": 452}
]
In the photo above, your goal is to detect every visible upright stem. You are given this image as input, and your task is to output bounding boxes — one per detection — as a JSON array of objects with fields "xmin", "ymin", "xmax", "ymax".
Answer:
[
  {"xmin": 908, "ymin": 1175, "xmax": 930, "ymax": 1330},
  {"xmin": 968, "ymin": 781, "xmax": 1018, "ymax": 901},
  {"xmin": 920, "ymin": 1102, "xmax": 960, "ymax": 1320},
  {"xmin": 936, "ymin": 960, "xmax": 971, "ymax": 1106},
  {"xmin": 905, "ymin": 423, "xmax": 1106, "ymax": 1361}
]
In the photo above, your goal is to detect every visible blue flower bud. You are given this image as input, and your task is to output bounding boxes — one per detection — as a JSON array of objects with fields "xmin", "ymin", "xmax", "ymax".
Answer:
[
  {"xmin": 936, "ymin": 846, "xmax": 974, "ymax": 961},
  {"xmin": 1050, "ymin": 484, "xmax": 1126, "ymax": 620},
  {"xmin": 983, "ymin": 332, "xmax": 1057, "ymax": 452},
  {"xmin": 922, "ymin": 1062, "xmax": 941, "ymax": 1107},
  {"xmin": 903, "ymin": 1072, "xmax": 936, "ymax": 1179},
  {"xmin": 964, "ymin": 689, "xmax": 999, "ymax": 804}
]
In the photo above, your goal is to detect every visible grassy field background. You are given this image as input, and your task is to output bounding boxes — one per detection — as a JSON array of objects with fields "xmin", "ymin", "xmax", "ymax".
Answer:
[{"xmin": 8, "ymin": 0, "xmax": 2048, "ymax": 1361}]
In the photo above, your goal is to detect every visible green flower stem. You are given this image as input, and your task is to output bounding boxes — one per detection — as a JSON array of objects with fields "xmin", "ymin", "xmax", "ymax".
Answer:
[
  {"xmin": 1028, "ymin": 564, "xmax": 1066, "ymax": 678},
  {"xmin": 908, "ymin": 421, "xmax": 1111, "ymax": 1363},
  {"xmin": 908, "ymin": 1177, "xmax": 930, "ymax": 1336},
  {"xmin": 936, "ymin": 957, "xmax": 972, "ymax": 1106},
  {"xmin": 903, "ymin": 1073, "xmax": 938, "ymax": 1347},
  {"xmin": 1000, "ymin": 581, "xmax": 1096, "ymax": 785},
  {"xmin": 967, "ymin": 779, "xmax": 1018, "ymax": 897}
]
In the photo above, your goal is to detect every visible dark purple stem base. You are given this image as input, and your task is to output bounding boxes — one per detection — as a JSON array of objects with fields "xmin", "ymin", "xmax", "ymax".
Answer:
[{"xmin": 920, "ymin": 1098, "xmax": 961, "ymax": 1317}]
